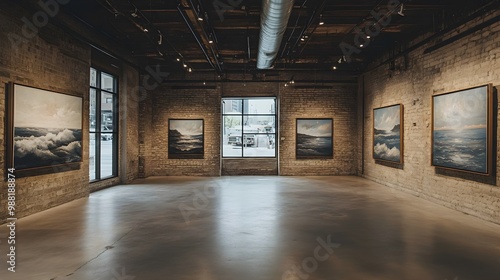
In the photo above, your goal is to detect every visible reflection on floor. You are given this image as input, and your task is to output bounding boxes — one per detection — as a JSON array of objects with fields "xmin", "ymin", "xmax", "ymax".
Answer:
[{"xmin": 2, "ymin": 176, "xmax": 500, "ymax": 280}]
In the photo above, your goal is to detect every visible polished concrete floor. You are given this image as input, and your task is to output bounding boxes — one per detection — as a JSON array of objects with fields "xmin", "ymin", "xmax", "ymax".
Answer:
[{"xmin": 2, "ymin": 176, "xmax": 500, "ymax": 280}]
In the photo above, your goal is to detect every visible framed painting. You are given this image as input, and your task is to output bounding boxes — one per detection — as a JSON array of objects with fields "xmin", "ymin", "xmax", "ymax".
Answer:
[
  {"xmin": 6, "ymin": 83, "xmax": 83, "ymax": 177},
  {"xmin": 296, "ymin": 118, "xmax": 333, "ymax": 159},
  {"xmin": 168, "ymin": 119, "xmax": 204, "ymax": 159},
  {"xmin": 373, "ymin": 104, "xmax": 404, "ymax": 164},
  {"xmin": 432, "ymin": 84, "xmax": 493, "ymax": 175}
]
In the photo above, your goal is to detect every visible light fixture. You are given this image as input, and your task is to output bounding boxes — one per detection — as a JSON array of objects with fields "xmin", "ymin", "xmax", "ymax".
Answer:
[
  {"xmin": 300, "ymin": 37, "xmax": 305, "ymax": 42},
  {"xmin": 366, "ymin": 35, "xmax": 371, "ymax": 39},
  {"xmin": 158, "ymin": 33, "xmax": 163, "ymax": 45},
  {"xmin": 203, "ymin": 81, "xmax": 206, "ymax": 85},
  {"xmin": 398, "ymin": 4, "xmax": 405, "ymax": 17},
  {"xmin": 333, "ymin": 66, "xmax": 337, "ymax": 70},
  {"xmin": 131, "ymin": 8, "xmax": 138, "ymax": 18},
  {"xmin": 360, "ymin": 44, "xmax": 364, "ymax": 47},
  {"xmin": 176, "ymin": 58, "xmax": 181, "ymax": 62},
  {"xmin": 183, "ymin": 63, "xmax": 187, "ymax": 68},
  {"xmin": 188, "ymin": 68, "xmax": 192, "ymax": 72},
  {"xmin": 143, "ymin": 27, "xmax": 149, "ymax": 33},
  {"xmin": 198, "ymin": 16, "xmax": 203, "ymax": 21}
]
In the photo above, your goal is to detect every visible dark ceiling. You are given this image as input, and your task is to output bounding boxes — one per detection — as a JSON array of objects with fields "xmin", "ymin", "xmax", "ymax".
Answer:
[{"xmin": 59, "ymin": 0, "xmax": 495, "ymax": 75}]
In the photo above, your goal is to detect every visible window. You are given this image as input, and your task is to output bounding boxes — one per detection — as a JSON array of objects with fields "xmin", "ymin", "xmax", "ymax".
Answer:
[
  {"xmin": 89, "ymin": 68, "xmax": 118, "ymax": 181},
  {"xmin": 222, "ymin": 98, "xmax": 276, "ymax": 158}
]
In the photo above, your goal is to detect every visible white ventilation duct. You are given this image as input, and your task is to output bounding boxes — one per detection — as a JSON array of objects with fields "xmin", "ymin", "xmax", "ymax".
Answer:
[{"xmin": 256, "ymin": 0, "xmax": 294, "ymax": 69}]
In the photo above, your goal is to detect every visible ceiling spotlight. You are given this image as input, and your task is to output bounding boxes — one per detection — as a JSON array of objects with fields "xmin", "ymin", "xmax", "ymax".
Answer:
[
  {"xmin": 198, "ymin": 16, "xmax": 204, "ymax": 21},
  {"xmin": 338, "ymin": 58, "xmax": 342, "ymax": 63},
  {"xmin": 208, "ymin": 39, "xmax": 214, "ymax": 44},
  {"xmin": 319, "ymin": 21, "xmax": 324, "ymax": 25},
  {"xmin": 176, "ymin": 58, "xmax": 181, "ymax": 62},
  {"xmin": 203, "ymin": 81, "xmax": 206, "ymax": 85},
  {"xmin": 366, "ymin": 35, "xmax": 371, "ymax": 39},
  {"xmin": 398, "ymin": 4, "xmax": 405, "ymax": 17},
  {"xmin": 188, "ymin": 68, "xmax": 193, "ymax": 72},
  {"xmin": 183, "ymin": 63, "xmax": 187, "ymax": 68},
  {"xmin": 131, "ymin": 8, "xmax": 138, "ymax": 17},
  {"xmin": 300, "ymin": 37, "xmax": 305, "ymax": 42},
  {"xmin": 143, "ymin": 28, "xmax": 149, "ymax": 33},
  {"xmin": 333, "ymin": 66, "xmax": 337, "ymax": 70},
  {"xmin": 360, "ymin": 44, "xmax": 364, "ymax": 48}
]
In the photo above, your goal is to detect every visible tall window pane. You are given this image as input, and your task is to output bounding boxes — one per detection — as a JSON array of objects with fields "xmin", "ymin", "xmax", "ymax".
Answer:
[
  {"xmin": 222, "ymin": 98, "xmax": 276, "ymax": 158},
  {"xmin": 90, "ymin": 67, "xmax": 118, "ymax": 181}
]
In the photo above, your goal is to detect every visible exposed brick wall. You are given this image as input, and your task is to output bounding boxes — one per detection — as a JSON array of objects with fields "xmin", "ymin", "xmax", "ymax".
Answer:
[
  {"xmin": 222, "ymin": 158, "xmax": 278, "ymax": 175},
  {"xmin": 120, "ymin": 64, "xmax": 140, "ymax": 183},
  {"xmin": 362, "ymin": 11, "xmax": 500, "ymax": 224},
  {"xmin": 280, "ymin": 84, "xmax": 359, "ymax": 176},
  {"xmin": 143, "ymin": 85, "xmax": 222, "ymax": 176},
  {"xmin": 0, "ymin": 4, "xmax": 141, "ymax": 223},
  {"xmin": 0, "ymin": 7, "xmax": 90, "ymax": 223},
  {"xmin": 140, "ymin": 80, "xmax": 359, "ymax": 177}
]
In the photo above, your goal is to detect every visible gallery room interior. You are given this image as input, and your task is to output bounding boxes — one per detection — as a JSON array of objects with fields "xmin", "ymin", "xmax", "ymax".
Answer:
[{"xmin": 0, "ymin": 0, "xmax": 499, "ymax": 279}]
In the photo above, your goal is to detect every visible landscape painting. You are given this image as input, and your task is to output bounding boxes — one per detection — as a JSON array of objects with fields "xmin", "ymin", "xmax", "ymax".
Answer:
[
  {"xmin": 169, "ymin": 119, "xmax": 204, "ymax": 159},
  {"xmin": 432, "ymin": 85, "xmax": 492, "ymax": 174},
  {"xmin": 296, "ymin": 119, "xmax": 333, "ymax": 158},
  {"xmin": 373, "ymin": 104, "xmax": 403, "ymax": 163},
  {"xmin": 10, "ymin": 84, "xmax": 83, "ymax": 172}
]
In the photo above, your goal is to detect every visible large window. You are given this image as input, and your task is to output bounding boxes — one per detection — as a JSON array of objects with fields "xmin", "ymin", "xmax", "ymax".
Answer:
[
  {"xmin": 89, "ymin": 68, "xmax": 118, "ymax": 181},
  {"xmin": 222, "ymin": 98, "xmax": 276, "ymax": 158}
]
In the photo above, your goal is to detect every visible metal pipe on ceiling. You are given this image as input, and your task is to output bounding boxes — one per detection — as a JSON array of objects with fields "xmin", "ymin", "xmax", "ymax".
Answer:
[
  {"xmin": 176, "ymin": 4, "xmax": 218, "ymax": 73},
  {"xmin": 256, "ymin": 0, "xmax": 294, "ymax": 69}
]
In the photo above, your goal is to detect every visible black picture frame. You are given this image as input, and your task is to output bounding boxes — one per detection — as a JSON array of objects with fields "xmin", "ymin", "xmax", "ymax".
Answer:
[
  {"xmin": 168, "ymin": 119, "xmax": 204, "ymax": 159},
  {"xmin": 6, "ymin": 83, "xmax": 83, "ymax": 178},
  {"xmin": 296, "ymin": 118, "xmax": 333, "ymax": 159}
]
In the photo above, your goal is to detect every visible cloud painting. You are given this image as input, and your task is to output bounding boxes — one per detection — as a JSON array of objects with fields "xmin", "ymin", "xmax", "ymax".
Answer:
[{"xmin": 12, "ymin": 84, "xmax": 82, "ymax": 170}]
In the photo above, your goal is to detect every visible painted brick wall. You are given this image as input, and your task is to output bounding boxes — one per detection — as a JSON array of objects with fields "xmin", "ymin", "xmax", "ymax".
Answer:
[
  {"xmin": 280, "ymin": 84, "xmax": 359, "ymax": 175},
  {"xmin": 362, "ymin": 11, "xmax": 500, "ymax": 224},
  {"xmin": 0, "ymin": 7, "xmax": 90, "ymax": 222}
]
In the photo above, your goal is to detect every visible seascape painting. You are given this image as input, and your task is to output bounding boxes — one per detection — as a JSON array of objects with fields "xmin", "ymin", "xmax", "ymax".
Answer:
[
  {"xmin": 11, "ymin": 84, "xmax": 83, "ymax": 171},
  {"xmin": 169, "ymin": 119, "xmax": 204, "ymax": 159},
  {"xmin": 296, "ymin": 119, "xmax": 333, "ymax": 158},
  {"xmin": 373, "ymin": 104, "xmax": 403, "ymax": 163},
  {"xmin": 432, "ymin": 85, "xmax": 491, "ymax": 174}
]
